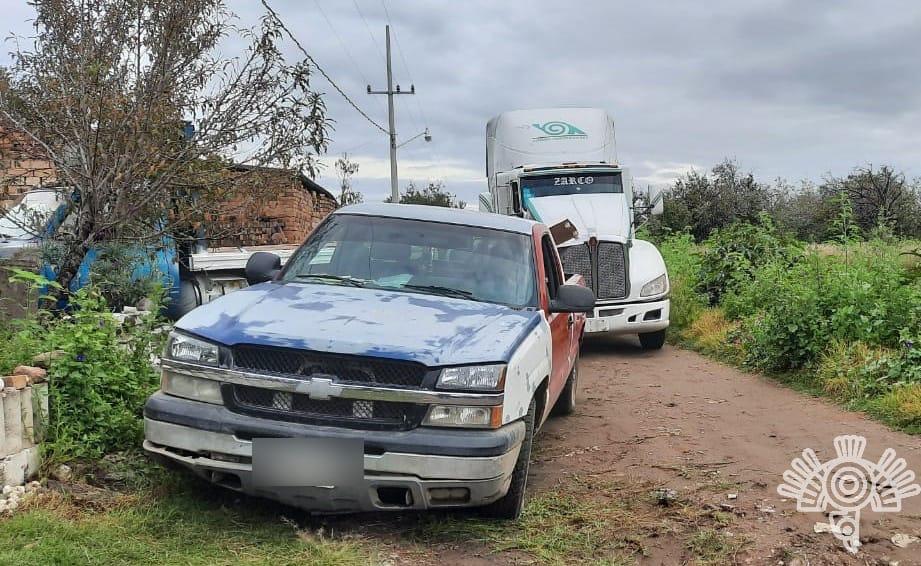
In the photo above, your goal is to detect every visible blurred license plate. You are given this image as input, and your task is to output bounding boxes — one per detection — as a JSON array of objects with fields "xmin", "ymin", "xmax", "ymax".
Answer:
[
  {"xmin": 586, "ymin": 318, "xmax": 609, "ymax": 333},
  {"xmin": 252, "ymin": 437, "xmax": 363, "ymax": 487}
]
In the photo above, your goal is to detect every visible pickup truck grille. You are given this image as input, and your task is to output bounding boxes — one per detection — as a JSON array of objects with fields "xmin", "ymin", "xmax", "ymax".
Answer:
[
  {"xmin": 230, "ymin": 384, "xmax": 422, "ymax": 430},
  {"xmin": 231, "ymin": 345, "xmax": 428, "ymax": 388},
  {"xmin": 558, "ymin": 242, "xmax": 627, "ymax": 300}
]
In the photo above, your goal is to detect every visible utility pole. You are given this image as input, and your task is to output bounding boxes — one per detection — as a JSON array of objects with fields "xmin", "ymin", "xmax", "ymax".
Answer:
[{"xmin": 367, "ymin": 25, "xmax": 414, "ymax": 203}]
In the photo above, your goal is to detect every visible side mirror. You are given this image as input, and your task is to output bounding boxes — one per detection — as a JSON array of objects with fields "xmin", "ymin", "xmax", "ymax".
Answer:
[
  {"xmin": 478, "ymin": 191, "xmax": 494, "ymax": 213},
  {"xmin": 649, "ymin": 186, "xmax": 664, "ymax": 216},
  {"xmin": 245, "ymin": 251, "xmax": 281, "ymax": 285},
  {"xmin": 510, "ymin": 181, "xmax": 523, "ymax": 217},
  {"xmin": 549, "ymin": 284, "xmax": 596, "ymax": 313}
]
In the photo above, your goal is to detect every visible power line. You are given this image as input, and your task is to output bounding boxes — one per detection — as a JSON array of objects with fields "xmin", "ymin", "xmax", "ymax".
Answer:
[
  {"xmin": 261, "ymin": 0, "xmax": 387, "ymax": 135},
  {"xmin": 353, "ymin": 0, "xmax": 386, "ymax": 64},
  {"xmin": 380, "ymin": 0, "xmax": 429, "ymax": 129},
  {"xmin": 312, "ymin": 0, "xmax": 387, "ymax": 116}
]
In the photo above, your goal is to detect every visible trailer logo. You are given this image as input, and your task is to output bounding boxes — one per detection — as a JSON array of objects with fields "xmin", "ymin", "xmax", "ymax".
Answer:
[
  {"xmin": 777, "ymin": 435, "xmax": 920, "ymax": 554},
  {"xmin": 531, "ymin": 121, "xmax": 587, "ymax": 141}
]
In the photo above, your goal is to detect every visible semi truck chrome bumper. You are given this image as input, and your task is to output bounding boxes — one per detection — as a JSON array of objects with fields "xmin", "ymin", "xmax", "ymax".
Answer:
[
  {"xmin": 143, "ymin": 393, "xmax": 524, "ymax": 512},
  {"xmin": 584, "ymin": 297, "xmax": 670, "ymax": 335}
]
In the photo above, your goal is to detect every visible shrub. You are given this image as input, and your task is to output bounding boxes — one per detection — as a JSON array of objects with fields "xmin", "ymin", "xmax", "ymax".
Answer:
[
  {"xmin": 698, "ymin": 215, "xmax": 801, "ymax": 305},
  {"xmin": 44, "ymin": 287, "xmax": 164, "ymax": 462},
  {"xmin": 740, "ymin": 243, "xmax": 915, "ymax": 371},
  {"xmin": 658, "ymin": 232, "xmax": 707, "ymax": 335},
  {"xmin": 4, "ymin": 269, "xmax": 164, "ymax": 462}
]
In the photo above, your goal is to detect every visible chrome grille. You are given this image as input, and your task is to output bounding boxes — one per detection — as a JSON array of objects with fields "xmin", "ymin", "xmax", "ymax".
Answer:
[
  {"xmin": 232, "ymin": 346, "xmax": 427, "ymax": 388},
  {"xmin": 559, "ymin": 244, "xmax": 593, "ymax": 290},
  {"xmin": 597, "ymin": 242, "xmax": 627, "ymax": 299},
  {"xmin": 231, "ymin": 384, "xmax": 421, "ymax": 430},
  {"xmin": 557, "ymin": 241, "xmax": 627, "ymax": 300}
]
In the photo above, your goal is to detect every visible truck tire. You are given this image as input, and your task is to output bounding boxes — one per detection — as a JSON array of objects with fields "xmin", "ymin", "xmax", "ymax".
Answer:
[
  {"xmin": 480, "ymin": 397, "xmax": 536, "ymax": 520},
  {"xmin": 552, "ymin": 356, "xmax": 579, "ymax": 416},
  {"xmin": 639, "ymin": 329, "xmax": 667, "ymax": 350}
]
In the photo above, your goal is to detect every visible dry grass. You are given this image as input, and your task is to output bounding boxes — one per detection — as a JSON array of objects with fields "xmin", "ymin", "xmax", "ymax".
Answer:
[
  {"xmin": 683, "ymin": 308, "xmax": 743, "ymax": 363},
  {"xmin": 816, "ymin": 340, "xmax": 890, "ymax": 400},
  {"xmin": 873, "ymin": 383, "xmax": 921, "ymax": 432},
  {"xmin": 409, "ymin": 473, "xmax": 747, "ymax": 564}
]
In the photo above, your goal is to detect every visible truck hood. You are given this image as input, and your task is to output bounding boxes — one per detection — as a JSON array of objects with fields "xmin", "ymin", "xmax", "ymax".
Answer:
[
  {"xmin": 176, "ymin": 282, "xmax": 542, "ymax": 367},
  {"xmin": 525, "ymin": 194, "xmax": 630, "ymax": 241}
]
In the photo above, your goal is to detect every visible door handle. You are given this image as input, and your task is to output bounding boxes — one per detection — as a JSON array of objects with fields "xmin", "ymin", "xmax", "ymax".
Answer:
[{"xmin": 567, "ymin": 313, "xmax": 574, "ymax": 327}]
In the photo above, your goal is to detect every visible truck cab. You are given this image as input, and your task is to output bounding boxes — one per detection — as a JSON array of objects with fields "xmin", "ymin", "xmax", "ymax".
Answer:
[
  {"xmin": 483, "ymin": 108, "xmax": 670, "ymax": 349},
  {"xmin": 143, "ymin": 203, "xmax": 594, "ymax": 518}
]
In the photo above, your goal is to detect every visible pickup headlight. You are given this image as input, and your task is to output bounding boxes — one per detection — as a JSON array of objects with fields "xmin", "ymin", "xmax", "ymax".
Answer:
[
  {"xmin": 436, "ymin": 364, "xmax": 506, "ymax": 390},
  {"xmin": 166, "ymin": 332, "xmax": 220, "ymax": 365},
  {"xmin": 640, "ymin": 274, "xmax": 669, "ymax": 297},
  {"xmin": 423, "ymin": 405, "xmax": 502, "ymax": 428},
  {"xmin": 161, "ymin": 371, "xmax": 224, "ymax": 404}
]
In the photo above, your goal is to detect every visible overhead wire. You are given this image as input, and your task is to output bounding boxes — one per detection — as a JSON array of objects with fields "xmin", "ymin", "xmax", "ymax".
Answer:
[
  {"xmin": 261, "ymin": 0, "xmax": 388, "ymax": 135},
  {"xmin": 380, "ymin": 0, "xmax": 429, "ymax": 131},
  {"xmin": 312, "ymin": 0, "xmax": 387, "ymax": 116}
]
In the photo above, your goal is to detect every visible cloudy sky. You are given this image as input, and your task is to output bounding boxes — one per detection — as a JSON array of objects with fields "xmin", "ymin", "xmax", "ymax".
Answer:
[{"xmin": 4, "ymin": 1, "xmax": 921, "ymax": 203}]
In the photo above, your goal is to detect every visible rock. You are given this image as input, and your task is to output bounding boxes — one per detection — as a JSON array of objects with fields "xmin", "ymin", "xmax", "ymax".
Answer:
[
  {"xmin": 122, "ymin": 306, "xmax": 138, "ymax": 314},
  {"xmin": 52, "ymin": 464, "xmax": 72, "ymax": 482},
  {"xmin": 891, "ymin": 533, "xmax": 920, "ymax": 548},
  {"xmin": 2, "ymin": 485, "xmax": 12, "ymax": 496},
  {"xmin": 136, "ymin": 297, "xmax": 155, "ymax": 312},
  {"xmin": 12, "ymin": 365, "xmax": 47, "ymax": 381},
  {"xmin": 727, "ymin": 493, "xmax": 738, "ymax": 500},
  {"xmin": 652, "ymin": 488, "xmax": 678, "ymax": 506},
  {"xmin": 31, "ymin": 350, "xmax": 66, "ymax": 368},
  {"xmin": 720, "ymin": 503, "xmax": 735, "ymax": 511},
  {"xmin": 2, "ymin": 374, "xmax": 29, "ymax": 389}
]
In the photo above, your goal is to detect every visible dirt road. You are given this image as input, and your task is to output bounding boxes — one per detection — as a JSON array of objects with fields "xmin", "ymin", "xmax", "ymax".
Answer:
[{"xmin": 522, "ymin": 336, "xmax": 921, "ymax": 564}]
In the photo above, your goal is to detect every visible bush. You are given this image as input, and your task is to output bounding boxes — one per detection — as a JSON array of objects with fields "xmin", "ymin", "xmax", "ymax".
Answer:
[
  {"xmin": 698, "ymin": 215, "xmax": 801, "ymax": 305},
  {"xmin": 2, "ymin": 270, "xmax": 164, "ymax": 462},
  {"xmin": 735, "ymin": 242, "xmax": 916, "ymax": 371},
  {"xmin": 658, "ymin": 232, "xmax": 707, "ymax": 335}
]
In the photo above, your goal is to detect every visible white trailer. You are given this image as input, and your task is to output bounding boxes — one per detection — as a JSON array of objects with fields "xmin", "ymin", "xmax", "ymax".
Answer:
[{"xmin": 483, "ymin": 108, "xmax": 670, "ymax": 349}]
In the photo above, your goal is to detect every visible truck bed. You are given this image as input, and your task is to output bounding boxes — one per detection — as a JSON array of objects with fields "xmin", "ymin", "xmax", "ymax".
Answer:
[{"xmin": 188, "ymin": 245, "xmax": 299, "ymax": 272}]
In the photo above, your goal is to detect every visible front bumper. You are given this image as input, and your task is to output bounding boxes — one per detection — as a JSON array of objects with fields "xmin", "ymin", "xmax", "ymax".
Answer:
[
  {"xmin": 143, "ymin": 393, "xmax": 525, "ymax": 512},
  {"xmin": 584, "ymin": 297, "xmax": 670, "ymax": 335}
]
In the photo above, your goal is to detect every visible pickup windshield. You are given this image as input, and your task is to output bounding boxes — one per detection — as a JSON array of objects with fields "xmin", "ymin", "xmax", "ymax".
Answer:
[
  {"xmin": 521, "ymin": 172, "xmax": 623, "ymax": 199},
  {"xmin": 283, "ymin": 214, "xmax": 537, "ymax": 308}
]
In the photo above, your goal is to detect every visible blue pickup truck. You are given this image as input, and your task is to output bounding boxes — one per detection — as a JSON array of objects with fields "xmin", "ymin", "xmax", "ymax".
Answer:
[{"xmin": 143, "ymin": 203, "xmax": 594, "ymax": 518}]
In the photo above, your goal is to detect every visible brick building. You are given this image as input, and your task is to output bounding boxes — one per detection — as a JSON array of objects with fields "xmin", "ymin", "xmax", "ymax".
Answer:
[
  {"xmin": 0, "ymin": 122, "xmax": 338, "ymax": 245},
  {"xmin": 207, "ymin": 164, "xmax": 339, "ymax": 248},
  {"xmin": 0, "ymin": 121, "xmax": 56, "ymax": 209}
]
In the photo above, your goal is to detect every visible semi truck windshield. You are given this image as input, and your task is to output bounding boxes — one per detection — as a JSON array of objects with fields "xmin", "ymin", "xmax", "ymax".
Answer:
[{"xmin": 521, "ymin": 173, "xmax": 623, "ymax": 199}]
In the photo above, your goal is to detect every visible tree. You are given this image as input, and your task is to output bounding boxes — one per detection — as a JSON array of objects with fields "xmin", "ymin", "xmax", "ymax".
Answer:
[
  {"xmin": 820, "ymin": 165, "xmax": 921, "ymax": 236},
  {"xmin": 335, "ymin": 152, "xmax": 362, "ymax": 206},
  {"xmin": 0, "ymin": 0, "xmax": 329, "ymax": 293},
  {"xmin": 386, "ymin": 181, "xmax": 465, "ymax": 208},
  {"xmin": 650, "ymin": 159, "xmax": 774, "ymax": 240}
]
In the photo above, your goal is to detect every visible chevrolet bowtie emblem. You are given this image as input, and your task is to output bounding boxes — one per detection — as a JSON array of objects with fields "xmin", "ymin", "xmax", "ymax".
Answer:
[{"xmin": 294, "ymin": 375, "xmax": 342, "ymax": 400}]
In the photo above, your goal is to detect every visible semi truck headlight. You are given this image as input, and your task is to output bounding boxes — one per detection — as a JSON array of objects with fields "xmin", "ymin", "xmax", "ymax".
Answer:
[
  {"xmin": 640, "ymin": 274, "xmax": 669, "ymax": 297},
  {"xmin": 166, "ymin": 332, "xmax": 220, "ymax": 365},
  {"xmin": 436, "ymin": 364, "xmax": 505, "ymax": 390},
  {"xmin": 423, "ymin": 405, "xmax": 502, "ymax": 428},
  {"xmin": 161, "ymin": 371, "xmax": 223, "ymax": 404}
]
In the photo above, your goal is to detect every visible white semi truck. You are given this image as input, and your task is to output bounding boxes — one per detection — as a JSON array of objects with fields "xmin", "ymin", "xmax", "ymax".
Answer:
[{"xmin": 482, "ymin": 107, "xmax": 670, "ymax": 349}]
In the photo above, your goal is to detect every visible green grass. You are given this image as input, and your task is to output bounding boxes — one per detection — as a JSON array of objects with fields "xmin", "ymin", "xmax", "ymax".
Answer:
[
  {"xmin": 0, "ymin": 456, "xmax": 745, "ymax": 565},
  {"xmin": 0, "ymin": 469, "xmax": 376, "ymax": 566}
]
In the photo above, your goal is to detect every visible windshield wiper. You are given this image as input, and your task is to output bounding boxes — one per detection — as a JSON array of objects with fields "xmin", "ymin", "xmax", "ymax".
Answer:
[
  {"xmin": 403, "ymin": 284, "xmax": 476, "ymax": 300},
  {"xmin": 293, "ymin": 274, "xmax": 368, "ymax": 287}
]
